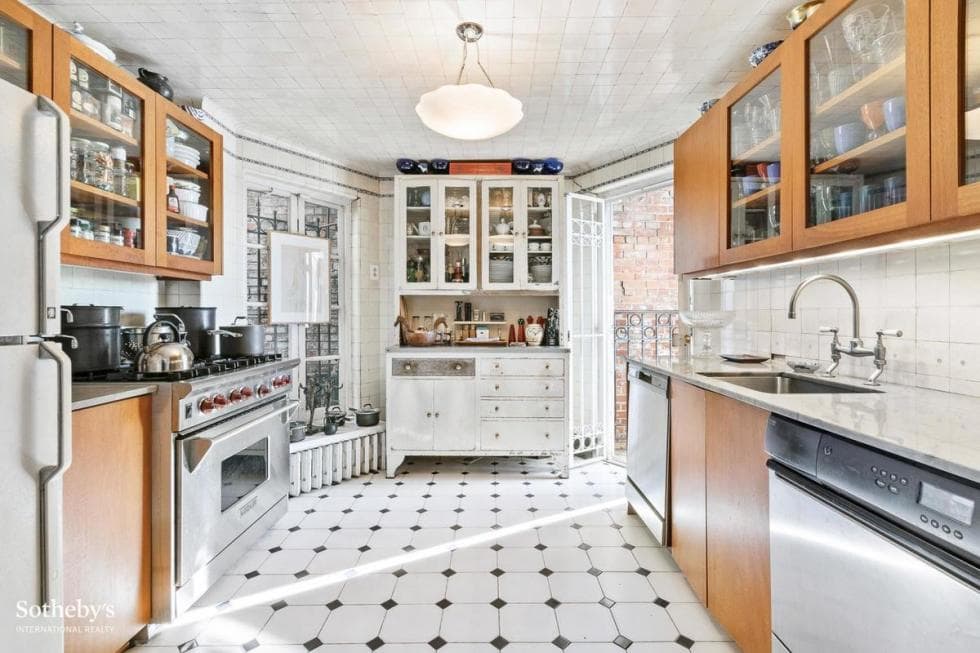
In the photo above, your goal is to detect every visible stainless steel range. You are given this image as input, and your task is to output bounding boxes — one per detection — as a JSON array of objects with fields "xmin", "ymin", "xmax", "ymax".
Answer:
[{"xmin": 135, "ymin": 356, "xmax": 299, "ymax": 623}]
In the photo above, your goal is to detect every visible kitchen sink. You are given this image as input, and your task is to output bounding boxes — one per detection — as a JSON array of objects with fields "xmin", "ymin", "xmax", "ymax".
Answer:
[{"xmin": 698, "ymin": 372, "xmax": 882, "ymax": 394}]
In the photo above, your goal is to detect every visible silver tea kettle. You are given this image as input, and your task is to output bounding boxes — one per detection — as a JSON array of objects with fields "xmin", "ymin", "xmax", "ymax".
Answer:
[{"xmin": 138, "ymin": 319, "xmax": 194, "ymax": 372}]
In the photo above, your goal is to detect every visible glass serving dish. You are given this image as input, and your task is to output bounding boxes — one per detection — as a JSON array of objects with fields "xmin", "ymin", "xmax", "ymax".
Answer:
[{"xmin": 679, "ymin": 278, "xmax": 735, "ymax": 358}]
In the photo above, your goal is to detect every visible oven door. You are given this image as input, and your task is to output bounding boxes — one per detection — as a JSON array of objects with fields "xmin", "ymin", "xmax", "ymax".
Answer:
[{"xmin": 177, "ymin": 398, "xmax": 296, "ymax": 586}]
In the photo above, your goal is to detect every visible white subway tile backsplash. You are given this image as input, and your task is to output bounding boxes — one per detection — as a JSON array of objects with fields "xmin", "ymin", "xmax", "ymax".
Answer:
[{"xmin": 720, "ymin": 234, "xmax": 980, "ymax": 396}]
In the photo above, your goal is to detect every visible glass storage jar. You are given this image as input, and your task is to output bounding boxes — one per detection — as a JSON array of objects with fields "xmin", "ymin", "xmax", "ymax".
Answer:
[{"xmin": 83, "ymin": 141, "xmax": 113, "ymax": 191}]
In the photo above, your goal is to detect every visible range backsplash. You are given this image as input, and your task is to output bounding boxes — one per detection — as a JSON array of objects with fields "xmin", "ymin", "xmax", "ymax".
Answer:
[{"xmin": 716, "ymin": 234, "xmax": 980, "ymax": 396}]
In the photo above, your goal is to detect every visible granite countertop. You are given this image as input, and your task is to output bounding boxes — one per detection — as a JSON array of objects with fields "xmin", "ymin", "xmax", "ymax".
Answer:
[
  {"xmin": 72, "ymin": 383, "xmax": 158, "ymax": 411},
  {"xmin": 628, "ymin": 356, "xmax": 980, "ymax": 484},
  {"xmin": 387, "ymin": 345, "xmax": 570, "ymax": 354}
]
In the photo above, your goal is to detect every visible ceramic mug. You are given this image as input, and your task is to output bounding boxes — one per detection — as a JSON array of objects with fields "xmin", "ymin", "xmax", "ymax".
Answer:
[
  {"xmin": 766, "ymin": 162, "xmax": 781, "ymax": 181},
  {"xmin": 540, "ymin": 242, "xmax": 553, "ymax": 252},
  {"xmin": 883, "ymin": 96, "xmax": 906, "ymax": 131},
  {"xmin": 742, "ymin": 175, "xmax": 764, "ymax": 195},
  {"xmin": 417, "ymin": 221, "xmax": 431, "ymax": 237},
  {"xmin": 834, "ymin": 122, "xmax": 867, "ymax": 155},
  {"xmin": 528, "ymin": 241, "xmax": 540, "ymax": 251}
]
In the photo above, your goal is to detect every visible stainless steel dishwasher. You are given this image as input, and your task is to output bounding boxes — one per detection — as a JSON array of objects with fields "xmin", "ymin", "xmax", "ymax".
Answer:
[
  {"xmin": 766, "ymin": 416, "xmax": 980, "ymax": 653},
  {"xmin": 626, "ymin": 363, "xmax": 669, "ymax": 545}
]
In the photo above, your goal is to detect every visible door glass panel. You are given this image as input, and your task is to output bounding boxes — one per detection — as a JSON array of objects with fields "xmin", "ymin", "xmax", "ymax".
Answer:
[
  {"xmin": 965, "ymin": 0, "xmax": 980, "ymax": 185},
  {"xmin": 404, "ymin": 185, "xmax": 433, "ymax": 284},
  {"xmin": 442, "ymin": 184, "xmax": 472, "ymax": 285},
  {"xmin": 67, "ymin": 59, "xmax": 146, "ymax": 251},
  {"xmin": 487, "ymin": 186, "xmax": 515, "ymax": 284},
  {"xmin": 807, "ymin": 0, "xmax": 907, "ymax": 226},
  {"xmin": 526, "ymin": 186, "xmax": 555, "ymax": 284},
  {"xmin": 220, "ymin": 438, "xmax": 269, "ymax": 511},
  {"xmin": 729, "ymin": 70, "xmax": 782, "ymax": 248},
  {"xmin": 165, "ymin": 118, "xmax": 214, "ymax": 261},
  {"xmin": 0, "ymin": 14, "xmax": 30, "ymax": 89}
]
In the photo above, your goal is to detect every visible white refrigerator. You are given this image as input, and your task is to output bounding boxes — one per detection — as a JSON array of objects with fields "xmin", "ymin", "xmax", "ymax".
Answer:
[{"xmin": 0, "ymin": 79, "xmax": 72, "ymax": 651}]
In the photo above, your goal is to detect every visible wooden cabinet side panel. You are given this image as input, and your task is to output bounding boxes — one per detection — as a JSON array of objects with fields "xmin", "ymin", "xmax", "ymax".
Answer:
[
  {"xmin": 704, "ymin": 393, "xmax": 771, "ymax": 653},
  {"xmin": 674, "ymin": 111, "xmax": 721, "ymax": 275},
  {"xmin": 64, "ymin": 396, "xmax": 152, "ymax": 653},
  {"xmin": 668, "ymin": 380, "xmax": 708, "ymax": 603}
]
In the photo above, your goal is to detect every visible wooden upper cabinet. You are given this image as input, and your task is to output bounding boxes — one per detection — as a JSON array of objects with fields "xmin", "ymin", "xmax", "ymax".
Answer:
[
  {"xmin": 0, "ymin": 0, "xmax": 52, "ymax": 95},
  {"xmin": 54, "ymin": 27, "xmax": 158, "ymax": 270},
  {"xmin": 932, "ymin": 0, "xmax": 980, "ymax": 221},
  {"xmin": 792, "ymin": 0, "xmax": 930, "ymax": 249},
  {"xmin": 155, "ymin": 96, "xmax": 224, "ymax": 276},
  {"xmin": 674, "ymin": 109, "xmax": 722, "ymax": 275},
  {"xmin": 720, "ymin": 46, "xmax": 795, "ymax": 265}
]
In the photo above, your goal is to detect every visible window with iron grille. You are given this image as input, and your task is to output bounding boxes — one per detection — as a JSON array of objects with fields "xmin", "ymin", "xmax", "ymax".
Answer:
[{"xmin": 246, "ymin": 188, "xmax": 346, "ymax": 414}]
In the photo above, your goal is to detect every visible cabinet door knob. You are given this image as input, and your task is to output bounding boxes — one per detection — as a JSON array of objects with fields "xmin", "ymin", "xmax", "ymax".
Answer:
[
  {"xmin": 495, "ymin": 433, "xmax": 500, "ymax": 438},
  {"xmin": 545, "ymin": 432, "xmax": 550, "ymax": 438},
  {"xmin": 494, "ymin": 363, "xmax": 500, "ymax": 369},
  {"xmin": 494, "ymin": 384, "xmax": 500, "ymax": 390},
  {"xmin": 426, "ymin": 411, "xmax": 432, "ymax": 418},
  {"xmin": 434, "ymin": 412, "xmax": 440, "ymax": 418}
]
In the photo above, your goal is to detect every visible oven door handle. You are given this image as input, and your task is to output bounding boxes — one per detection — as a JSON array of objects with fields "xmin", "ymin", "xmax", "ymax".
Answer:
[{"xmin": 183, "ymin": 400, "xmax": 298, "ymax": 473}]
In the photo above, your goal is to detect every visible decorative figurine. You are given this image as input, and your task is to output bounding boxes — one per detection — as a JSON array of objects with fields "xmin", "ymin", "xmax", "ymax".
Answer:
[{"xmin": 544, "ymin": 307, "xmax": 560, "ymax": 347}]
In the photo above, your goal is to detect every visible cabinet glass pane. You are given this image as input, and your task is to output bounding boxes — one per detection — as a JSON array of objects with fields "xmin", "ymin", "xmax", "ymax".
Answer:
[
  {"xmin": 729, "ymin": 70, "xmax": 782, "ymax": 248},
  {"xmin": 165, "ymin": 118, "xmax": 215, "ymax": 261},
  {"xmin": 404, "ymin": 185, "xmax": 433, "ymax": 284},
  {"xmin": 807, "ymin": 0, "xmax": 907, "ymax": 227},
  {"xmin": 67, "ymin": 59, "xmax": 146, "ymax": 251},
  {"xmin": 526, "ymin": 185, "xmax": 555, "ymax": 284},
  {"xmin": 487, "ymin": 186, "xmax": 516, "ymax": 284},
  {"xmin": 965, "ymin": 0, "xmax": 980, "ymax": 185},
  {"xmin": 442, "ymin": 184, "xmax": 472, "ymax": 285},
  {"xmin": 0, "ymin": 15, "xmax": 30, "ymax": 89}
]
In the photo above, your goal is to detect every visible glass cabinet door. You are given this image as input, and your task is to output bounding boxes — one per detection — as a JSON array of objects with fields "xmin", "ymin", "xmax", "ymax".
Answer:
[
  {"xmin": 525, "ymin": 183, "xmax": 557, "ymax": 287},
  {"xmin": 158, "ymin": 104, "xmax": 223, "ymax": 274},
  {"xmin": 806, "ymin": 0, "xmax": 910, "ymax": 228},
  {"xmin": 0, "ymin": 3, "xmax": 50, "ymax": 93},
  {"xmin": 966, "ymin": 0, "xmax": 980, "ymax": 187},
  {"xmin": 59, "ymin": 38, "xmax": 156, "ymax": 267},
  {"xmin": 483, "ymin": 182, "xmax": 518, "ymax": 288},
  {"xmin": 402, "ymin": 182, "xmax": 435, "ymax": 289},
  {"xmin": 440, "ymin": 181, "xmax": 476, "ymax": 289},
  {"xmin": 728, "ymin": 70, "xmax": 783, "ymax": 250}
]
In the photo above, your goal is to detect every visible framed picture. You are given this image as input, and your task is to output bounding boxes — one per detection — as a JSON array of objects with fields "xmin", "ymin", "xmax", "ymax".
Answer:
[{"xmin": 269, "ymin": 231, "xmax": 331, "ymax": 323}]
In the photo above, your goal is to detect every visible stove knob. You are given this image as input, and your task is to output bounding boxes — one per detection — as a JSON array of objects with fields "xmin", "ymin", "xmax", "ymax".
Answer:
[
  {"xmin": 230, "ymin": 388, "xmax": 245, "ymax": 403},
  {"xmin": 212, "ymin": 393, "xmax": 229, "ymax": 409},
  {"xmin": 241, "ymin": 386, "xmax": 254, "ymax": 399},
  {"xmin": 257, "ymin": 384, "xmax": 271, "ymax": 397},
  {"xmin": 198, "ymin": 396, "xmax": 215, "ymax": 414}
]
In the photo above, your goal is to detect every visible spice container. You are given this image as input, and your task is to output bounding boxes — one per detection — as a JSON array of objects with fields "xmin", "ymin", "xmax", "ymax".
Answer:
[
  {"xmin": 124, "ymin": 162, "xmax": 139, "ymax": 200},
  {"xmin": 120, "ymin": 97, "xmax": 137, "ymax": 139},
  {"xmin": 83, "ymin": 141, "xmax": 113, "ymax": 191},
  {"xmin": 70, "ymin": 137, "xmax": 90, "ymax": 182},
  {"xmin": 94, "ymin": 224, "xmax": 111, "ymax": 243},
  {"xmin": 110, "ymin": 146, "xmax": 128, "ymax": 196},
  {"xmin": 99, "ymin": 80, "xmax": 123, "ymax": 131}
]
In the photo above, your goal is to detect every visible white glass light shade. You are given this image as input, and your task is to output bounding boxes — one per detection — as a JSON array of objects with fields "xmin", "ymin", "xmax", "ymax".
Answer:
[{"xmin": 416, "ymin": 83, "xmax": 523, "ymax": 140}]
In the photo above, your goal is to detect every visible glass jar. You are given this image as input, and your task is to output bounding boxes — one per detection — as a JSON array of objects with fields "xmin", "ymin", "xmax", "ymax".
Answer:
[
  {"xmin": 83, "ymin": 141, "xmax": 113, "ymax": 191},
  {"xmin": 120, "ymin": 97, "xmax": 137, "ymax": 138},
  {"xmin": 100, "ymin": 81, "xmax": 123, "ymax": 131},
  {"xmin": 69, "ymin": 137, "xmax": 90, "ymax": 182},
  {"xmin": 110, "ymin": 146, "xmax": 127, "ymax": 196},
  {"xmin": 124, "ymin": 161, "xmax": 139, "ymax": 200}
]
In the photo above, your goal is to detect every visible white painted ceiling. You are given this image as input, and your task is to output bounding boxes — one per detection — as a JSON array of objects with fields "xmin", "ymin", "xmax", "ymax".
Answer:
[{"xmin": 27, "ymin": 0, "xmax": 795, "ymax": 176}]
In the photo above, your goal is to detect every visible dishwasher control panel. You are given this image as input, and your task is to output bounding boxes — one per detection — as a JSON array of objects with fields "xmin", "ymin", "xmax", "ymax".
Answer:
[{"xmin": 816, "ymin": 433, "xmax": 980, "ymax": 563}]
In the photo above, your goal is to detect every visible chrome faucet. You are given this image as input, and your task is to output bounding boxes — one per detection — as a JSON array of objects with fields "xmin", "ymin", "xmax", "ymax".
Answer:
[{"xmin": 787, "ymin": 274, "xmax": 902, "ymax": 385}]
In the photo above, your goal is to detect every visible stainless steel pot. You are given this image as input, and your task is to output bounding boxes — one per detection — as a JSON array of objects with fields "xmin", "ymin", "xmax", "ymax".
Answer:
[
  {"xmin": 204, "ymin": 329, "xmax": 243, "ymax": 360},
  {"xmin": 215, "ymin": 316, "xmax": 266, "ymax": 358},
  {"xmin": 155, "ymin": 306, "xmax": 217, "ymax": 358},
  {"xmin": 351, "ymin": 403, "xmax": 380, "ymax": 427},
  {"xmin": 138, "ymin": 320, "xmax": 194, "ymax": 373},
  {"xmin": 288, "ymin": 420, "xmax": 307, "ymax": 443},
  {"xmin": 60, "ymin": 304, "xmax": 122, "ymax": 373}
]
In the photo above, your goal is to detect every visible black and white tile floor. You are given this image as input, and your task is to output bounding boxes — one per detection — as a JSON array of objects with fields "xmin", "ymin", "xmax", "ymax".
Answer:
[{"xmin": 134, "ymin": 458, "xmax": 738, "ymax": 653}]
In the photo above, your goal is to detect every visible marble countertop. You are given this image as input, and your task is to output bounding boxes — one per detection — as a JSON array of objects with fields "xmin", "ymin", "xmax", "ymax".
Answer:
[
  {"xmin": 628, "ymin": 356, "xmax": 980, "ymax": 484},
  {"xmin": 387, "ymin": 345, "xmax": 570, "ymax": 354},
  {"xmin": 72, "ymin": 383, "xmax": 157, "ymax": 411}
]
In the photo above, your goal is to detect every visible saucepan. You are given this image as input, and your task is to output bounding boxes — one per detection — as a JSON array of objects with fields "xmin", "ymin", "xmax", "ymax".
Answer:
[{"xmin": 350, "ymin": 404, "xmax": 380, "ymax": 427}]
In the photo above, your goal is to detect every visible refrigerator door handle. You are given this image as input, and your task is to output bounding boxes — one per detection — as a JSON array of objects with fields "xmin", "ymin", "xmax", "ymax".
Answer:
[
  {"xmin": 37, "ymin": 339, "xmax": 72, "ymax": 607},
  {"xmin": 34, "ymin": 95, "xmax": 70, "ymax": 333}
]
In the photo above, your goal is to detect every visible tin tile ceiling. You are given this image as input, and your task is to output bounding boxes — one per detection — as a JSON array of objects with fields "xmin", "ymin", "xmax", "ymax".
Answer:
[{"xmin": 27, "ymin": 0, "xmax": 794, "ymax": 175}]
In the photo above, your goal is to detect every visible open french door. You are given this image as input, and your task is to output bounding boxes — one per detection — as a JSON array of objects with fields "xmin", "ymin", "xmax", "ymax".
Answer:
[{"xmin": 564, "ymin": 193, "xmax": 614, "ymax": 464}]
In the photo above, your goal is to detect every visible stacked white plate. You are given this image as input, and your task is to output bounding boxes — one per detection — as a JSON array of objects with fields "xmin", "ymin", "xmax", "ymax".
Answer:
[
  {"xmin": 172, "ymin": 142, "xmax": 202, "ymax": 169},
  {"xmin": 489, "ymin": 257, "xmax": 514, "ymax": 283}
]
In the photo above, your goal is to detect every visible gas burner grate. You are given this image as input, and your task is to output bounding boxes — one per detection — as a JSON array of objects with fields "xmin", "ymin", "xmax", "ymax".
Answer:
[{"xmin": 74, "ymin": 354, "xmax": 285, "ymax": 383}]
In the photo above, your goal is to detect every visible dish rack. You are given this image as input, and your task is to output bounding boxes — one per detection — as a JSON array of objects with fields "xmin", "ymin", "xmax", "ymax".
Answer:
[{"xmin": 288, "ymin": 423, "xmax": 386, "ymax": 496}]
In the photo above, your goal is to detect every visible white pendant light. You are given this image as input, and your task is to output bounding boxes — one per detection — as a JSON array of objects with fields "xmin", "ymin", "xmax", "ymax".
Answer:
[{"xmin": 416, "ymin": 22, "xmax": 523, "ymax": 141}]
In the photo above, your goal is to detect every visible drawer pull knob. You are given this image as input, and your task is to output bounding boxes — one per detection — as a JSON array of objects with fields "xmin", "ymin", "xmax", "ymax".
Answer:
[
  {"xmin": 495, "ymin": 432, "xmax": 500, "ymax": 438},
  {"xmin": 404, "ymin": 364, "xmax": 412, "ymax": 371},
  {"xmin": 454, "ymin": 364, "xmax": 462, "ymax": 370},
  {"xmin": 494, "ymin": 406, "xmax": 499, "ymax": 412},
  {"xmin": 494, "ymin": 363, "xmax": 500, "ymax": 369},
  {"xmin": 545, "ymin": 364, "xmax": 550, "ymax": 369},
  {"xmin": 494, "ymin": 384, "xmax": 500, "ymax": 390},
  {"xmin": 545, "ymin": 385, "xmax": 550, "ymax": 391},
  {"xmin": 545, "ymin": 432, "xmax": 550, "ymax": 438},
  {"xmin": 544, "ymin": 406, "xmax": 550, "ymax": 411}
]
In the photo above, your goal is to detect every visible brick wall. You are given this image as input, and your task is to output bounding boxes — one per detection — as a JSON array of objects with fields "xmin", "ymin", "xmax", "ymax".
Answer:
[{"xmin": 611, "ymin": 187, "xmax": 678, "ymax": 454}]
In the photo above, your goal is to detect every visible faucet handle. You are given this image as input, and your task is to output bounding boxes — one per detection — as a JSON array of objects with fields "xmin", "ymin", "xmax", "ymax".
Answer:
[
  {"xmin": 876, "ymin": 329, "xmax": 903, "ymax": 338},
  {"xmin": 818, "ymin": 326, "xmax": 839, "ymax": 334}
]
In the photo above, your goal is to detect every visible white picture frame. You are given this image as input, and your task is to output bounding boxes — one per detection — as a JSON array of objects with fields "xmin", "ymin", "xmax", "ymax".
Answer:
[{"xmin": 269, "ymin": 231, "xmax": 331, "ymax": 324}]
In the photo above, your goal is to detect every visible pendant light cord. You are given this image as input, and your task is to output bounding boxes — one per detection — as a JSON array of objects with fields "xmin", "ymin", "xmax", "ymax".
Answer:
[{"xmin": 455, "ymin": 40, "xmax": 495, "ymax": 88}]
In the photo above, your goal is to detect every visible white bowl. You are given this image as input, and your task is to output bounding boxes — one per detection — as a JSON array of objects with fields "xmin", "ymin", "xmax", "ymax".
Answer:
[
  {"xmin": 175, "ymin": 187, "xmax": 201, "ymax": 205},
  {"xmin": 176, "ymin": 229, "xmax": 201, "ymax": 257},
  {"xmin": 180, "ymin": 202, "xmax": 209, "ymax": 222}
]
